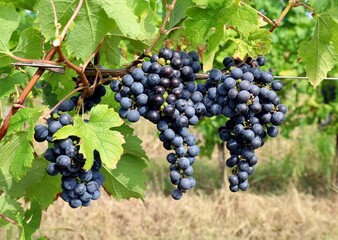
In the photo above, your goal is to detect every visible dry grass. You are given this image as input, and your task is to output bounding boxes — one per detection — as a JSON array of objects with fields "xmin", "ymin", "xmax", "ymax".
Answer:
[
  {"xmin": 29, "ymin": 121, "xmax": 336, "ymax": 240},
  {"xmin": 29, "ymin": 188, "xmax": 337, "ymax": 240},
  {"xmin": 2, "ymin": 119, "xmax": 337, "ymax": 240},
  {"xmin": 32, "ymin": 120, "xmax": 338, "ymax": 240}
]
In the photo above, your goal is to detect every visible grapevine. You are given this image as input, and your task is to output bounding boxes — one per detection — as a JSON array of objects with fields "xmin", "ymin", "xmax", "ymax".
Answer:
[{"xmin": 0, "ymin": 0, "xmax": 336, "ymax": 238}]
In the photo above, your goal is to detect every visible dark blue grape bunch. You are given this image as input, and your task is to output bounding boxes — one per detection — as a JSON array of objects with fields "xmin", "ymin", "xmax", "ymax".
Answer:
[
  {"xmin": 59, "ymin": 155, "xmax": 104, "ymax": 208},
  {"xmin": 110, "ymin": 48, "xmax": 203, "ymax": 199},
  {"xmin": 200, "ymin": 56, "xmax": 287, "ymax": 192},
  {"xmin": 34, "ymin": 100, "xmax": 105, "ymax": 208}
]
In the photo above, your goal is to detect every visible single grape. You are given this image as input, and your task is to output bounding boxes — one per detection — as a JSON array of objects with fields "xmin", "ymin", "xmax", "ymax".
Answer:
[
  {"xmin": 91, "ymin": 190, "xmax": 101, "ymax": 200},
  {"xmin": 120, "ymin": 97, "xmax": 132, "ymax": 109},
  {"xmin": 58, "ymin": 100, "xmax": 75, "ymax": 112},
  {"xmin": 34, "ymin": 124, "xmax": 49, "ymax": 142},
  {"xmin": 271, "ymin": 111, "xmax": 285, "ymax": 125},
  {"xmin": 79, "ymin": 170, "xmax": 93, "ymax": 182},
  {"xmin": 62, "ymin": 177, "xmax": 77, "ymax": 191},
  {"xmin": 69, "ymin": 199, "xmax": 82, "ymax": 208},
  {"xmin": 179, "ymin": 178, "xmax": 192, "ymax": 190},
  {"xmin": 56, "ymin": 155, "xmax": 71, "ymax": 168},
  {"xmin": 209, "ymin": 69, "xmax": 222, "ymax": 81},
  {"xmin": 65, "ymin": 145, "xmax": 78, "ymax": 158},
  {"xmin": 127, "ymin": 110, "xmax": 141, "ymax": 122},
  {"xmin": 131, "ymin": 68, "xmax": 144, "ymax": 81},
  {"xmin": 48, "ymin": 121, "xmax": 62, "ymax": 135},
  {"xmin": 267, "ymin": 126, "xmax": 278, "ymax": 137},
  {"xmin": 80, "ymin": 192, "xmax": 92, "ymax": 202},
  {"xmin": 229, "ymin": 175, "xmax": 239, "ymax": 185},
  {"xmin": 46, "ymin": 163, "xmax": 60, "ymax": 176},
  {"xmin": 229, "ymin": 184, "xmax": 239, "ymax": 192},
  {"xmin": 74, "ymin": 183, "xmax": 87, "ymax": 195},
  {"xmin": 256, "ymin": 56, "xmax": 266, "ymax": 66},
  {"xmin": 171, "ymin": 135, "xmax": 183, "ymax": 147},
  {"xmin": 239, "ymin": 180, "xmax": 249, "ymax": 191},
  {"xmin": 44, "ymin": 148, "xmax": 57, "ymax": 162},
  {"xmin": 60, "ymin": 138, "xmax": 73, "ymax": 150},
  {"xmin": 122, "ymin": 74, "xmax": 134, "ymax": 87},
  {"xmin": 59, "ymin": 113, "xmax": 72, "ymax": 126},
  {"xmin": 183, "ymin": 166, "xmax": 194, "ymax": 176},
  {"xmin": 171, "ymin": 189, "xmax": 183, "ymax": 200},
  {"xmin": 187, "ymin": 145, "xmax": 200, "ymax": 157},
  {"xmin": 231, "ymin": 68, "xmax": 243, "ymax": 79},
  {"xmin": 178, "ymin": 157, "xmax": 190, "ymax": 170}
]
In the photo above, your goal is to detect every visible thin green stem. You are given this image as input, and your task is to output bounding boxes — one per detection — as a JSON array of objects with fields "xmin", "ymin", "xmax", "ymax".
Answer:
[
  {"xmin": 50, "ymin": 0, "xmax": 60, "ymax": 37},
  {"xmin": 60, "ymin": 0, "xmax": 83, "ymax": 40},
  {"xmin": 82, "ymin": 37, "xmax": 105, "ymax": 71},
  {"xmin": 42, "ymin": 86, "xmax": 86, "ymax": 120},
  {"xmin": 146, "ymin": 0, "xmax": 177, "ymax": 54},
  {"xmin": 269, "ymin": 0, "xmax": 296, "ymax": 32}
]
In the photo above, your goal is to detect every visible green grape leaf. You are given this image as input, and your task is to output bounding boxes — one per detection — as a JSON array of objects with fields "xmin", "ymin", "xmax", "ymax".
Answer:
[
  {"xmin": 298, "ymin": 11, "xmax": 338, "ymax": 88},
  {"xmin": 327, "ymin": 1, "xmax": 338, "ymax": 50},
  {"xmin": 17, "ymin": 199, "xmax": 43, "ymax": 240},
  {"xmin": 100, "ymin": 35, "xmax": 128, "ymax": 67},
  {"xmin": 0, "ymin": 195, "xmax": 24, "ymax": 228},
  {"xmin": 0, "ymin": 158, "xmax": 61, "ymax": 209},
  {"xmin": 170, "ymin": 0, "xmax": 194, "ymax": 28},
  {"xmin": 185, "ymin": 0, "xmax": 259, "ymax": 43},
  {"xmin": 12, "ymin": 28, "xmax": 43, "ymax": 60},
  {"xmin": 66, "ymin": 1, "xmax": 116, "ymax": 62},
  {"xmin": 7, "ymin": 108, "xmax": 41, "ymax": 137},
  {"xmin": 230, "ymin": 29, "xmax": 272, "ymax": 59},
  {"xmin": 8, "ymin": 0, "xmax": 37, "ymax": 10},
  {"xmin": 40, "ymin": 80, "xmax": 60, "ymax": 108},
  {"xmin": 0, "ymin": 131, "xmax": 35, "ymax": 180},
  {"xmin": 0, "ymin": 3, "xmax": 20, "ymax": 67},
  {"xmin": 40, "ymin": 68, "xmax": 78, "ymax": 108},
  {"xmin": 227, "ymin": 3, "xmax": 259, "ymax": 37},
  {"xmin": 0, "ymin": 72, "xmax": 26, "ymax": 99},
  {"xmin": 25, "ymin": 163, "xmax": 61, "ymax": 209},
  {"xmin": 313, "ymin": 0, "xmax": 331, "ymax": 14},
  {"xmin": 203, "ymin": 29, "xmax": 224, "ymax": 71},
  {"xmin": 126, "ymin": 0, "xmax": 158, "ymax": 39},
  {"xmin": 102, "ymin": 124, "xmax": 149, "ymax": 200},
  {"xmin": 185, "ymin": 4, "xmax": 224, "ymax": 48},
  {"xmin": 96, "ymin": 0, "xmax": 154, "ymax": 41},
  {"xmin": 35, "ymin": 0, "xmax": 78, "ymax": 41},
  {"xmin": 54, "ymin": 104, "xmax": 124, "ymax": 170},
  {"xmin": 192, "ymin": 0, "xmax": 208, "ymax": 5},
  {"xmin": 185, "ymin": 0, "xmax": 259, "ymax": 65}
]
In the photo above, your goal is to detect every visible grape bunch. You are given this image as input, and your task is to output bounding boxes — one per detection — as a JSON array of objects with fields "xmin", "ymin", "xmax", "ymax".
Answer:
[
  {"xmin": 110, "ymin": 48, "xmax": 204, "ymax": 199},
  {"xmin": 34, "ymin": 100, "xmax": 105, "ymax": 208},
  {"xmin": 34, "ymin": 47, "xmax": 287, "ymax": 203},
  {"xmin": 201, "ymin": 56, "xmax": 287, "ymax": 192}
]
